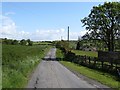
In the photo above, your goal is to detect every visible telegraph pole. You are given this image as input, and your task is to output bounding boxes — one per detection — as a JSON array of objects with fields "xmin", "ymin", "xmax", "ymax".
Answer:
[
  {"xmin": 68, "ymin": 26, "xmax": 69, "ymax": 41},
  {"xmin": 61, "ymin": 36, "xmax": 63, "ymax": 41}
]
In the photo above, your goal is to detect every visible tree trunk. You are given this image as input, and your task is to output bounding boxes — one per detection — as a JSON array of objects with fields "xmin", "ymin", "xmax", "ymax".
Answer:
[
  {"xmin": 107, "ymin": 42, "xmax": 111, "ymax": 51},
  {"xmin": 108, "ymin": 31, "xmax": 112, "ymax": 51},
  {"xmin": 111, "ymin": 19, "xmax": 114, "ymax": 51},
  {"xmin": 111, "ymin": 33, "xmax": 114, "ymax": 51}
]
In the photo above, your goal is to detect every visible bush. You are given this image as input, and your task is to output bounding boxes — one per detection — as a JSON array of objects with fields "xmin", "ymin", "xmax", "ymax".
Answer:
[
  {"xmin": 12, "ymin": 40, "xmax": 19, "ymax": 45},
  {"xmin": 20, "ymin": 39, "xmax": 27, "ymax": 45}
]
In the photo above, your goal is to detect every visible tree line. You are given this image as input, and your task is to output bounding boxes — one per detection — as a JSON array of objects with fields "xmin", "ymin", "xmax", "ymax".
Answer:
[{"xmin": 2, "ymin": 38, "xmax": 33, "ymax": 46}]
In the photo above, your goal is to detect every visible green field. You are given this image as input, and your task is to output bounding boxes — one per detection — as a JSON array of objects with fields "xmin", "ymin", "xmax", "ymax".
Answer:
[
  {"xmin": 2, "ymin": 44, "xmax": 50, "ymax": 88},
  {"xmin": 33, "ymin": 41, "xmax": 52, "ymax": 45},
  {"xmin": 71, "ymin": 50, "xmax": 98, "ymax": 57}
]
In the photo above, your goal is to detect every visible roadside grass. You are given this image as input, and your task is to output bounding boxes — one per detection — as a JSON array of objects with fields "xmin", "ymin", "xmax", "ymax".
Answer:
[
  {"xmin": 71, "ymin": 50, "xmax": 98, "ymax": 57},
  {"xmin": 0, "ymin": 66, "xmax": 1, "ymax": 90},
  {"xmin": 2, "ymin": 44, "xmax": 51, "ymax": 88},
  {"xmin": 0, "ymin": 43, "xmax": 2, "ymax": 90},
  {"xmin": 56, "ymin": 49, "xmax": 119, "ymax": 88},
  {"xmin": 60, "ymin": 61, "xmax": 119, "ymax": 89}
]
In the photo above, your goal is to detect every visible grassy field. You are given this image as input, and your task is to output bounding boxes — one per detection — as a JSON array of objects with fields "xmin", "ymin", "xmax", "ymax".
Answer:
[
  {"xmin": 71, "ymin": 50, "xmax": 120, "ymax": 68},
  {"xmin": 60, "ymin": 61, "xmax": 119, "ymax": 88},
  {"xmin": 2, "ymin": 44, "xmax": 51, "ymax": 88},
  {"xmin": 71, "ymin": 50, "xmax": 98, "ymax": 57}
]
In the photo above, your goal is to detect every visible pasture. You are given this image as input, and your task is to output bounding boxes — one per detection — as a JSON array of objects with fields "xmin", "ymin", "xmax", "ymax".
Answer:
[
  {"xmin": 33, "ymin": 41, "xmax": 52, "ymax": 45},
  {"xmin": 71, "ymin": 50, "xmax": 98, "ymax": 57}
]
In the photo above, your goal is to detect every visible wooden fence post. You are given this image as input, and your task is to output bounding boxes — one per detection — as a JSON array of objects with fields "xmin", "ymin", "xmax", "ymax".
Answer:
[
  {"xmin": 101, "ymin": 61, "xmax": 104, "ymax": 69},
  {"xmin": 94, "ymin": 57, "xmax": 97, "ymax": 67},
  {"xmin": 115, "ymin": 63, "xmax": 117, "ymax": 71},
  {"xmin": 88, "ymin": 57, "xmax": 91, "ymax": 65},
  {"xmin": 110, "ymin": 58, "xmax": 113, "ymax": 70},
  {"xmin": 84, "ymin": 55, "xmax": 87, "ymax": 64}
]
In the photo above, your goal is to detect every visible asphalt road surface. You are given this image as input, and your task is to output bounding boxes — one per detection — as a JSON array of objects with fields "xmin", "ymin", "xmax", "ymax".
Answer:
[{"xmin": 27, "ymin": 48, "xmax": 100, "ymax": 88}]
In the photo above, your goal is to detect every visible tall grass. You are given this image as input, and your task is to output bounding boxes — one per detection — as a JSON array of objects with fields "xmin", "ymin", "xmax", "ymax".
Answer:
[{"xmin": 2, "ymin": 44, "xmax": 50, "ymax": 88}]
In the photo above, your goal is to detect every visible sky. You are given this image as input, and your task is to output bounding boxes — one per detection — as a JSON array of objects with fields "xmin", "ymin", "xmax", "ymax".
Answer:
[{"xmin": 1, "ymin": 2, "xmax": 105, "ymax": 41}]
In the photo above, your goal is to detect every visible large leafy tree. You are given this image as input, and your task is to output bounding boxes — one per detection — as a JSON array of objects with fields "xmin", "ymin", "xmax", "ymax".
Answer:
[{"xmin": 81, "ymin": 2, "xmax": 120, "ymax": 51}]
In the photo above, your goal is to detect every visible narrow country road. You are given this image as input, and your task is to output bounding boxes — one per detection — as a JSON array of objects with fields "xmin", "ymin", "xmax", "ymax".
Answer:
[{"xmin": 27, "ymin": 48, "xmax": 97, "ymax": 88}]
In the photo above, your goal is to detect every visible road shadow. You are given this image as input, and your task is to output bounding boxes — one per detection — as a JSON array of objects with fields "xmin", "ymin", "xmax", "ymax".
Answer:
[
  {"xmin": 42, "ymin": 57, "xmax": 56, "ymax": 61},
  {"xmin": 42, "ymin": 57, "xmax": 63, "ymax": 61}
]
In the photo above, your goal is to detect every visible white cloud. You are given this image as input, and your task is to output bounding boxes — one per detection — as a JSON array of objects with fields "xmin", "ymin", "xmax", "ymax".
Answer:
[
  {"xmin": 5, "ymin": 12, "xmax": 15, "ymax": 16},
  {"xmin": 69, "ymin": 30, "xmax": 87, "ymax": 40},
  {"xmin": 31, "ymin": 29, "xmax": 67, "ymax": 41},
  {"xmin": 0, "ymin": 14, "xmax": 87, "ymax": 41},
  {"xmin": 0, "ymin": 15, "xmax": 30, "ymax": 40},
  {"xmin": 0, "ymin": 15, "xmax": 17, "ymax": 38}
]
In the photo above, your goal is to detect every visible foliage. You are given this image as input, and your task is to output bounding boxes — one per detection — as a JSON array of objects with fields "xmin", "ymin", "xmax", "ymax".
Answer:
[
  {"xmin": 81, "ymin": 2, "xmax": 120, "ymax": 51},
  {"xmin": 12, "ymin": 40, "xmax": 19, "ymax": 45},
  {"xmin": 56, "ymin": 40, "xmax": 70, "ymax": 51},
  {"xmin": 27, "ymin": 39, "xmax": 33, "ymax": 46},
  {"xmin": 2, "ymin": 38, "xmax": 33, "ymax": 46},
  {"xmin": 2, "ymin": 38, "xmax": 13, "ymax": 45},
  {"xmin": 76, "ymin": 41, "xmax": 83, "ymax": 50},
  {"xmin": 76, "ymin": 42, "xmax": 80, "ymax": 50},
  {"xmin": 20, "ymin": 39, "xmax": 27, "ymax": 45},
  {"xmin": 56, "ymin": 49, "xmax": 64, "ymax": 61}
]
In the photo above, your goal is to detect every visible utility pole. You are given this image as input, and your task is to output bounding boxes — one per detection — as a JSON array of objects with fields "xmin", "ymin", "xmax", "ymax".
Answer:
[
  {"xmin": 68, "ymin": 26, "xmax": 69, "ymax": 41},
  {"xmin": 61, "ymin": 36, "xmax": 63, "ymax": 41}
]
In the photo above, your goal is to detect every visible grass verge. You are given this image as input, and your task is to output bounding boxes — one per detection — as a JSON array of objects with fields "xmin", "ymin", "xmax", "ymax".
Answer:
[
  {"xmin": 0, "ymin": 43, "xmax": 2, "ymax": 90},
  {"xmin": 60, "ymin": 61, "xmax": 119, "ymax": 88},
  {"xmin": 2, "ymin": 44, "xmax": 51, "ymax": 88},
  {"xmin": 56, "ymin": 49, "xmax": 119, "ymax": 88}
]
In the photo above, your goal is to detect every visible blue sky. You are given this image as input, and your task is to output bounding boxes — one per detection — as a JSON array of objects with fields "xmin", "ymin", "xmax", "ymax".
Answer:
[{"xmin": 1, "ymin": 2, "xmax": 104, "ymax": 41}]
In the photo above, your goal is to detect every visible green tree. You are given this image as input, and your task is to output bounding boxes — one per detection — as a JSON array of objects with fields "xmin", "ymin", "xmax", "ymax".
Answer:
[
  {"xmin": 12, "ymin": 40, "xmax": 18, "ymax": 45},
  {"xmin": 20, "ymin": 39, "xmax": 27, "ymax": 45},
  {"xmin": 4, "ymin": 39, "xmax": 13, "ymax": 45},
  {"xmin": 56, "ymin": 40, "xmax": 69, "ymax": 51},
  {"xmin": 27, "ymin": 39, "xmax": 33, "ymax": 46},
  {"xmin": 81, "ymin": 2, "xmax": 120, "ymax": 51},
  {"xmin": 76, "ymin": 37, "xmax": 82, "ymax": 50},
  {"xmin": 76, "ymin": 41, "xmax": 80, "ymax": 50}
]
